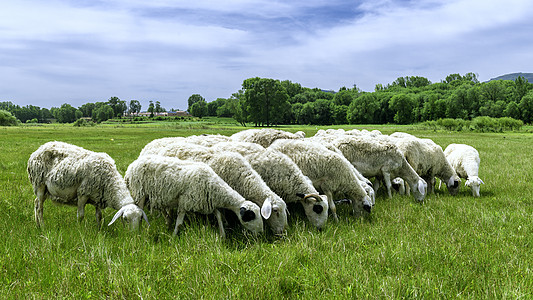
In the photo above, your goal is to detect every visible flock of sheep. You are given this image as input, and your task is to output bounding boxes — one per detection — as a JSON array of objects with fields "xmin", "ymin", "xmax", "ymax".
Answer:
[{"xmin": 27, "ymin": 128, "xmax": 483, "ymax": 237}]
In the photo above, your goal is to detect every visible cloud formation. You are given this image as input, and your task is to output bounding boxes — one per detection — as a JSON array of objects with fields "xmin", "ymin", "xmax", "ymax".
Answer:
[{"xmin": 1, "ymin": 0, "xmax": 532, "ymax": 110}]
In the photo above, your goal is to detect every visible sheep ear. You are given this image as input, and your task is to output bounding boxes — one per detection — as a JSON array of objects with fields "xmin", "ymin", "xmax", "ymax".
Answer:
[
  {"xmin": 142, "ymin": 210, "xmax": 150, "ymax": 227},
  {"xmin": 418, "ymin": 180, "xmax": 426, "ymax": 195},
  {"xmin": 447, "ymin": 177, "xmax": 455, "ymax": 187},
  {"xmin": 108, "ymin": 207, "xmax": 125, "ymax": 226},
  {"xmin": 261, "ymin": 198, "xmax": 272, "ymax": 219},
  {"xmin": 480, "ymin": 178, "xmax": 484, "ymax": 184}
]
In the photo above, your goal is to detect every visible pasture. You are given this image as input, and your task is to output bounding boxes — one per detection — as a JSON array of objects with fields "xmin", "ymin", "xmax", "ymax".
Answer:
[{"xmin": 0, "ymin": 123, "xmax": 532, "ymax": 298}]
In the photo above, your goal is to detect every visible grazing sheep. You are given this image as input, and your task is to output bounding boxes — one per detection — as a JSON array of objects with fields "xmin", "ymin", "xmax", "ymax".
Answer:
[
  {"xmin": 312, "ymin": 134, "xmax": 427, "ymax": 202},
  {"xmin": 125, "ymin": 155, "xmax": 263, "ymax": 237},
  {"xmin": 269, "ymin": 139, "xmax": 372, "ymax": 221},
  {"xmin": 140, "ymin": 141, "xmax": 288, "ymax": 234},
  {"xmin": 389, "ymin": 132, "xmax": 460, "ymax": 195},
  {"xmin": 211, "ymin": 141, "xmax": 329, "ymax": 229},
  {"xmin": 443, "ymin": 144, "xmax": 484, "ymax": 197},
  {"xmin": 231, "ymin": 129, "xmax": 305, "ymax": 148},
  {"xmin": 186, "ymin": 134, "xmax": 231, "ymax": 147},
  {"xmin": 27, "ymin": 141, "xmax": 148, "ymax": 229}
]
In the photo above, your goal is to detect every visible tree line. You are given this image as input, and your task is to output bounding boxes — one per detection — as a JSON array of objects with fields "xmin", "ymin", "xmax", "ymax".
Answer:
[
  {"xmin": 0, "ymin": 98, "xmax": 169, "ymax": 124},
  {"xmin": 2, "ymin": 72, "xmax": 533, "ymax": 126},
  {"xmin": 188, "ymin": 73, "xmax": 533, "ymax": 126}
]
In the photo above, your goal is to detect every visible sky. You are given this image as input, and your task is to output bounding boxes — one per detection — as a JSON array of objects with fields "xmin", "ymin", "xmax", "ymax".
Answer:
[{"xmin": 1, "ymin": 0, "xmax": 533, "ymax": 111}]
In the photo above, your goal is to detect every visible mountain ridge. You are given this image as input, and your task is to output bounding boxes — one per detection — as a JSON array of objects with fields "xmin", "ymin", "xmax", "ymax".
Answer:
[{"xmin": 488, "ymin": 72, "xmax": 533, "ymax": 82}]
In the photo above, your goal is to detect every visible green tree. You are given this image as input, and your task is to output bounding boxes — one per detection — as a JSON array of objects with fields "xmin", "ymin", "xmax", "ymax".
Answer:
[
  {"xmin": 93, "ymin": 105, "xmax": 114, "ymax": 122},
  {"xmin": 390, "ymin": 94, "xmax": 415, "ymax": 124},
  {"xmin": 333, "ymin": 90, "xmax": 354, "ymax": 106},
  {"xmin": 148, "ymin": 101, "xmax": 155, "ymax": 118},
  {"xmin": 155, "ymin": 101, "xmax": 164, "ymax": 113},
  {"xmin": 332, "ymin": 105, "xmax": 348, "ymax": 124},
  {"xmin": 188, "ymin": 94, "xmax": 205, "ymax": 111},
  {"xmin": 347, "ymin": 93, "xmax": 379, "ymax": 124},
  {"xmin": 0, "ymin": 109, "xmax": 18, "ymax": 126},
  {"xmin": 190, "ymin": 100, "xmax": 207, "ymax": 118},
  {"xmin": 55, "ymin": 104, "xmax": 77, "ymax": 123},
  {"xmin": 503, "ymin": 101, "xmax": 520, "ymax": 119},
  {"xmin": 108, "ymin": 96, "xmax": 127, "ymax": 117},
  {"xmin": 79, "ymin": 103, "xmax": 96, "ymax": 118},
  {"xmin": 519, "ymin": 91, "xmax": 533, "ymax": 123},
  {"xmin": 242, "ymin": 77, "xmax": 289, "ymax": 126},
  {"xmin": 128, "ymin": 100, "xmax": 141, "ymax": 115}
]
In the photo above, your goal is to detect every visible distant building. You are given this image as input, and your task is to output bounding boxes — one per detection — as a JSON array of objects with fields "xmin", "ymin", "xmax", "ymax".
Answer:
[{"xmin": 134, "ymin": 111, "xmax": 191, "ymax": 117}]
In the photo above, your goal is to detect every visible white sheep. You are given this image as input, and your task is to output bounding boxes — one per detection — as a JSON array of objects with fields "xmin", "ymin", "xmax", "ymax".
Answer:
[
  {"xmin": 125, "ymin": 155, "xmax": 263, "ymax": 237},
  {"xmin": 231, "ymin": 129, "xmax": 305, "ymax": 148},
  {"xmin": 443, "ymin": 144, "xmax": 484, "ymax": 197},
  {"xmin": 211, "ymin": 141, "xmax": 329, "ymax": 229},
  {"xmin": 389, "ymin": 132, "xmax": 460, "ymax": 195},
  {"xmin": 185, "ymin": 134, "xmax": 231, "ymax": 147},
  {"xmin": 312, "ymin": 134, "xmax": 427, "ymax": 202},
  {"xmin": 140, "ymin": 141, "xmax": 288, "ymax": 234},
  {"xmin": 269, "ymin": 139, "xmax": 373, "ymax": 221},
  {"xmin": 27, "ymin": 141, "xmax": 148, "ymax": 229}
]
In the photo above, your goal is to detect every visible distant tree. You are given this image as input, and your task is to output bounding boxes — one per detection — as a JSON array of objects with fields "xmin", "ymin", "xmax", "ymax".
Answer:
[
  {"xmin": 107, "ymin": 96, "xmax": 127, "ymax": 117},
  {"xmin": 208, "ymin": 98, "xmax": 227, "ymax": 116},
  {"xmin": 503, "ymin": 101, "xmax": 520, "ymax": 120},
  {"xmin": 332, "ymin": 105, "xmax": 348, "ymax": 124},
  {"xmin": 188, "ymin": 94, "xmax": 205, "ymax": 111},
  {"xmin": 155, "ymin": 101, "xmax": 165, "ymax": 113},
  {"xmin": 128, "ymin": 100, "xmax": 141, "ymax": 115},
  {"xmin": 333, "ymin": 90, "xmax": 354, "ymax": 106},
  {"xmin": 189, "ymin": 100, "xmax": 207, "ymax": 118},
  {"xmin": 0, "ymin": 109, "xmax": 18, "ymax": 126},
  {"xmin": 390, "ymin": 94, "xmax": 415, "ymax": 124},
  {"xmin": 519, "ymin": 91, "xmax": 533, "ymax": 123},
  {"xmin": 55, "ymin": 104, "xmax": 77, "ymax": 123},
  {"xmin": 242, "ymin": 77, "xmax": 289, "ymax": 126},
  {"xmin": 93, "ymin": 105, "xmax": 114, "ymax": 122},
  {"xmin": 280, "ymin": 80, "xmax": 303, "ymax": 99},
  {"xmin": 148, "ymin": 101, "xmax": 155, "ymax": 118},
  {"xmin": 79, "ymin": 103, "xmax": 96, "ymax": 118},
  {"xmin": 347, "ymin": 93, "xmax": 380, "ymax": 124}
]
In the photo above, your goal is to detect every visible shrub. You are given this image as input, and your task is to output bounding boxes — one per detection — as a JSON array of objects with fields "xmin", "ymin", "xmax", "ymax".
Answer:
[
  {"xmin": 498, "ymin": 117, "xmax": 523, "ymax": 131},
  {"xmin": 471, "ymin": 116, "xmax": 499, "ymax": 132},
  {"xmin": 0, "ymin": 110, "xmax": 19, "ymax": 126},
  {"xmin": 73, "ymin": 118, "xmax": 95, "ymax": 127}
]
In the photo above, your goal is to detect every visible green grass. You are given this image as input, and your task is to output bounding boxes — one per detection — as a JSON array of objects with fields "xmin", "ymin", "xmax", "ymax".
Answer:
[{"xmin": 0, "ymin": 123, "xmax": 532, "ymax": 299}]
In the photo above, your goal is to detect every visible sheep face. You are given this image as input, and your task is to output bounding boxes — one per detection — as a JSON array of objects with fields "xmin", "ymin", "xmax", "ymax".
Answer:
[
  {"xmin": 108, "ymin": 204, "xmax": 149, "ymax": 230},
  {"xmin": 261, "ymin": 197, "xmax": 288, "ymax": 235},
  {"xmin": 410, "ymin": 179, "xmax": 427, "ymax": 202},
  {"xmin": 297, "ymin": 193, "xmax": 329, "ymax": 229},
  {"xmin": 237, "ymin": 201, "xmax": 264, "ymax": 234},
  {"xmin": 446, "ymin": 175, "xmax": 461, "ymax": 196},
  {"xmin": 465, "ymin": 176, "xmax": 484, "ymax": 197}
]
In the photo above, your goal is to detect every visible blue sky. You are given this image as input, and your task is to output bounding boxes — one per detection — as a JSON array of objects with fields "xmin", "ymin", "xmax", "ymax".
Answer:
[{"xmin": 1, "ymin": 0, "xmax": 533, "ymax": 110}]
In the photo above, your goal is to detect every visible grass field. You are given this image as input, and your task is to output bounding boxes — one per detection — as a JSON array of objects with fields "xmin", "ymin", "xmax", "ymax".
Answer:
[{"xmin": 0, "ymin": 122, "xmax": 532, "ymax": 299}]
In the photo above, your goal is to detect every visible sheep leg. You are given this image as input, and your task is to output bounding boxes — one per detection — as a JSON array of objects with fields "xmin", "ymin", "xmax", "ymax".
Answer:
[
  {"xmin": 173, "ymin": 211, "xmax": 186, "ymax": 236},
  {"xmin": 34, "ymin": 184, "xmax": 46, "ymax": 227},
  {"xmin": 325, "ymin": 191, "xmax": 339, "ymax": 222},
  {"xmin": 215, "ymin": 209, "xmax": 226, "ymax": 239},
  {"xmin": 77, "ymin": 195, "xmax": 89, "ymax": 222},
  {"xmin": 95, "ymin": 206, "xmax": 103, "ymax": 228},
  {"xmin": 382, "ymin": 172, "xmax": 392, "ymax": 199}
]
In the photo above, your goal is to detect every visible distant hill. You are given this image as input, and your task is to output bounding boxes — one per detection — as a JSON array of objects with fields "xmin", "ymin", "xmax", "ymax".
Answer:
[{"xmin": 488, "ymin": 72, "xmax": 533, "ymax": 82}]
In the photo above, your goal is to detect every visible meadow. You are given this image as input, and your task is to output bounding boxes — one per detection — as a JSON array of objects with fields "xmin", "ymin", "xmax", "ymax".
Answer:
[{"xmin": 0, "ymin": 121, "xmax": 532, "ymax": 299}]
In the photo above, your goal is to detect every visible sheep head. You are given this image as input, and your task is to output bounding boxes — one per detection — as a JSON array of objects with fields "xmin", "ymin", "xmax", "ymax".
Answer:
[
  {"xmin": 465, "ymin": 176, "xmax": 484, "ymax": 197},
  {"xmin": 108, "ymin": 203, "xmax": 149, "ymax": 230},
  {"xmin": 447, "ymin": 175, "xmax": 461, "ymax": 196},
  {"xmin": 237, "ymin": 201, "xmax": 264, "ymax": 234},
  {"xmin": 411, "ymin": 179, "xmax": 427, "ymax": 202},
  {"xmin": 261, "ymin": 196, "xmax": 288, "ymax": 235},
  {"xmin": 296, "ymin": 193, "xmax": 329, "ymax": 229}
]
